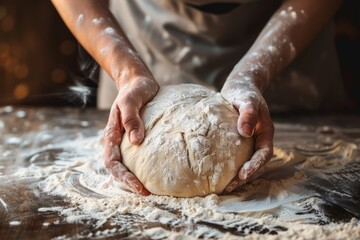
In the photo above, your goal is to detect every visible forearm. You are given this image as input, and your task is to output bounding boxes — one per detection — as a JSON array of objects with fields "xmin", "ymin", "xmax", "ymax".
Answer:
[
  {"xmin": 224, "ymin": 0, "xmax": 343, "ymax": 93},
  {"xmin": 51, "ymin": 0, "xmax": 153, "ymax": 89}
]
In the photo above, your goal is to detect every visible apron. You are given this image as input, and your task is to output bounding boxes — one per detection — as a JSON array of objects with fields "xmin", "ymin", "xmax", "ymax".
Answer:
[{"xmin": 98, "ymin": 0, "xmax": 347, "ymax": 112}]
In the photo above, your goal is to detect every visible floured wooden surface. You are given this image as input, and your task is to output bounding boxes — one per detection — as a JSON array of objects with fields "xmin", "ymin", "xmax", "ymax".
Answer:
[{"xmin": 0, "ymin": 107, "xmax": 359, "ymax": 239}]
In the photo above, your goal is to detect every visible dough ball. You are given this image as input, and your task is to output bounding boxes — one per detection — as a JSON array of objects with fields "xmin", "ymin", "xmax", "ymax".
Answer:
[{"xmin": 121, "ymin": 84, "xmax": 254, "ymax": 197}]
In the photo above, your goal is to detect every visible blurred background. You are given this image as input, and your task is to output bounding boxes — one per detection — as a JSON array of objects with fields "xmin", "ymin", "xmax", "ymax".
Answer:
[{"xmin": 0, "ymin": 0, "xmax": 359, "ymax": 111}]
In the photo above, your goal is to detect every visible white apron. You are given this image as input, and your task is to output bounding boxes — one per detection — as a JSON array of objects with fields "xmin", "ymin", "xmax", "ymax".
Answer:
[{"xmin": 98, "ymin": 0, "xmax": 347, "ymax": 112}]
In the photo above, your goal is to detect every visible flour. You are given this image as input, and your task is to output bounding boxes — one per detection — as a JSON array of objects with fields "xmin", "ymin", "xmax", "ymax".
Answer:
[
  {"xmin": 92, "ymin": 17, "xmax": 104, "ymax": 26},
  {"xmin": 43, "ymin": 222, "xmax": 50, "ymax": 227},
  {"xmin": 267, "ymin": 45, "xmax": 278, "ymax": 54},
  {"xmin": 9, "ymin": 221, "xmax": 21, "ymax": 226},
  {"xmin": 290, "ymin": 11, "xmax": 297, "ymax": 20},
  {"xmin": 12, "ymin": 131, "xmax": 360, "ymax": 239},
  {"xmin": 77, "ymin": 14, "xmax": 84, "ymax": 27}
]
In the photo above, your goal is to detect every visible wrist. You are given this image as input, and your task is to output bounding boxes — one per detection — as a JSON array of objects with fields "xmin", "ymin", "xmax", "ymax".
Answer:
[
  {"xmin": 223, "ymin": 71, "xmax": 263, "ymax": 97},
  {"xmin": 227, "ymin": 55, "xmax": 271, "ymax": 93},
  {"xmin": 118, "ymin": 75, "xmax": 159, "ymax": 106},
  {"xmin": 115, "ymin": 65, "xmax": 154, "ymax": 89},
  {"xmin": 221, "ymin": 78, "xmax": 261, "ymax": 108},
  {"xmin": 106, "ymin": 48, "xmax": 153, "ymax": 90}
]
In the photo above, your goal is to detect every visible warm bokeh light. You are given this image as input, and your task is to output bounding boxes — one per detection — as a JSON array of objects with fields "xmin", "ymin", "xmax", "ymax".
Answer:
[
  {"xmin": 0, "ymin": 1, "xmax": 87, "ymax": 106},
  {"xmin": 0, "ymin": 0, "xmax": 357, "ymax": 110},
  {"xmin": 51, "ymin": 68, "xmax": 67, "ymax": 83},
  {"xmin": 13, "ymin": 83, "xmax": 29, "ymax": 100}
]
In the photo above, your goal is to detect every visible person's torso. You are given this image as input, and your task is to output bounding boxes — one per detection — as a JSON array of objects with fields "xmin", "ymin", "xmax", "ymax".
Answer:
[{"xmin": 106, "ymin": 0, "xmax": 347, "ymax": 112}]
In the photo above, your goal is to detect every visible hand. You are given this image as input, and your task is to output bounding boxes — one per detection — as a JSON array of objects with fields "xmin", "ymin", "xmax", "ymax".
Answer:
[
  {"xmin": 221, "ymin": 81, "xmax": 274, "ymax": 193},
  {"xmin": 103, "ymin": 76, "xmax": 159, "ymax": 195}
]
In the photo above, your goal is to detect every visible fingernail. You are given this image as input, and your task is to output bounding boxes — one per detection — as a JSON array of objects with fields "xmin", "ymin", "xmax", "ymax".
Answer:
[
  {"xmin": 142, "ymin": 188, "xmax": 151, "ymax": 196},
  {"xmin": 130, "ymin": 129, "xmax": 142, "ymax": 144},
  {"xmin": 239, "ymin": 170, "xmax": 247, "ymax": 180},
  {"xmin": 126, "ymin": 178, "xmax": 150, "ymax": 196},
  {"xmin": 241, "ymin": 123, "xmax": 254, "ymax": 137},
  {"xmin": 225, "ymin": 185, "xmax": 235, "ymax": 193},
  {"xmin": 126, "ymin": 179, "xmax": 141, "ymax": 193}
]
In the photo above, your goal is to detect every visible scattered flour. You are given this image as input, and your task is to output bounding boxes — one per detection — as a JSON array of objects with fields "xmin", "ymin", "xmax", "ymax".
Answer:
[
  {"xmin": 43, "ymin": 222, "xmax": 50, "ymax": 227},
  {"xmin": 77, "ymin": 14, "xmax": 84, "ymax": 26},
  {"xmin": 103, "ymin": 27, "xmax": 117, "ymax": 36},
  {"xmin": 12, "ymin": 132, "xmax": 360, "ymax": 239},
  {"xmin": 92, "ymin": 17, "xmax": 104, "ymax": 26},
  {"xmin": 9, "ymin": 221, "xmax": 21, "ymax": 226}
]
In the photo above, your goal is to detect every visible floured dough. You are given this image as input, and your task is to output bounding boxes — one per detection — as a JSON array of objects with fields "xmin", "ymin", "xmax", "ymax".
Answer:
[{"xmin": 121, "ymin": 84, "xmax": 254, "ymax": 197}]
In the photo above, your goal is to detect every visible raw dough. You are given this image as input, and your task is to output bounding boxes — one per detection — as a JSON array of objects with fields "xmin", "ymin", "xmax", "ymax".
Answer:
[{"xmin": 121, "ymin": 84, "xmax": 254, "ymax": 197}]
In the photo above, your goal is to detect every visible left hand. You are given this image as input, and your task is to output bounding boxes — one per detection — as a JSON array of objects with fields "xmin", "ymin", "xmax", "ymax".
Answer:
[
  {"xmin": 221, "ymin": 81, "xmax": 274, "ymax": 193},
  {"xmin": 103, "ymin": 76, "xmax": 159, "ymax": 196}
]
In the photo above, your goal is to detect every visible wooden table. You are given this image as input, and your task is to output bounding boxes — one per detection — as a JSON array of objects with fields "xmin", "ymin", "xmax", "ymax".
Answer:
[{"xmin": 0, "ymin": 107, "xmax": 359, "ymax": 239}]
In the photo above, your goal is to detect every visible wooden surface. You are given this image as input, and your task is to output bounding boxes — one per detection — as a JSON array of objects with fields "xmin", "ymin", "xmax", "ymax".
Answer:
[{"xmin": 0, "ymin": 107, "xmax": 359, "ymax": 239}]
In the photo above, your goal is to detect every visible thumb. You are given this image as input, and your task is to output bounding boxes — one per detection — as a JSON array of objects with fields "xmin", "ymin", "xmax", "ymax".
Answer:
[
  {"xmin": 120, "ymin": 104, "xmax": 145, "ymax": 145},
  {"xmin": 238, "ymin": 101, "xmax": 259, "ymax": 138}
]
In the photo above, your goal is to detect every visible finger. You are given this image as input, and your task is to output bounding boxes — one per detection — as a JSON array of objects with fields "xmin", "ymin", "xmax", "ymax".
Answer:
[
  {"xmin": 224, "ymin": 104, "xmax": 274, "ymax": 194},
  {"xmin": 103, "ymin": 104, "xmax": 123, "ymax": 168},
  {"xmin": 224, "ymin": 147, "xmax": 272, "ymax": 194},
  {"xmin": 106, "ymin": 161, "xmax": 150, "ymax": 196},
  {"xmin": 224, "ymin": 176, "xmax": 242, "ymax": 193},
  {"xmin": 239, "ymin": 105, "xmax": 274, "ymax": 181},
  {"xmin": 103, "ymin": 105, "xmax": 150, "ymax": 196},
  {"xmin": 119, "ymin": 100, "xmax": 145, "ymax": 145},
  {"xmin": 224, "ymin": 146, "xmax": 272, "ymax": 194},
  {"xmin": 238, "ymin": 101, "xmax": 259, "ymax": 138}
]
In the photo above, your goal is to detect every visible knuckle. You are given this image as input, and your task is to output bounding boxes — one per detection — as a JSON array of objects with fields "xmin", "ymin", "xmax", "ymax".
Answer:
[
  {"xmin": 241, "ymin": 93, "xmax": 260, "ymax": 105},
  {"xmin": 117, "ymin": 101, "xmax": 142, "ymax": 131},
  {"xmin": 104, "ymin": 159, "xmax": 116, "ymax": 172},
  {"xmin": 117, "ymin": 91, "xmax": 137, "ymax": 107},
  {"xmin": 122, "ymin": 114, "xmax": 141, "ymax": 130},
  {"xmin": 240, "ymin": 101, "xmax": 258, "ymax": 114},
  {"xmin": 120, "ymin": 172, "xmax": 131, "ymax": 184},
  {"xmin": 117, "ymin": 96, "xmax": 131, "ymax": 107},
  {"xmin": 240, "ymin": 109, "xmax": 258, "ymax": 125},
  {"xmin": 243, "ymin": 111, "xmax": 258, "ymax": 121},
  {"xmin": 103, "ymin": 125, "xmax": 121, "ymax": 144},
  {"xmin": 104, "ymin": 158, "xmax": 112, "ymax": 170},
  {"xmin": 243, "ymin": 106, "xmax": 257, "ymax": 115},
  {"xmin": 104, "ymin": 137, "xmax": 121, "ymax": 155},
  {"xmin": 103, "ymin": 125, "xmax": 113, "ymax": 138},
  {"xmin": 240, "ymin": 99, "xmax": 256, "ymax": 109},
  {"xmin": 104, "ymin": 149, "xmax": 119, "ymax": 166},
  {"xmin": 104, "ymin": 160, "xmax": 127, "ymax": 180}
]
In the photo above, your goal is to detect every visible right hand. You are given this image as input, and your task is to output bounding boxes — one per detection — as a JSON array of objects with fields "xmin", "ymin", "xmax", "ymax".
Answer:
[
  {"xmin": 221, "ymin": 70, "xmax": 274, "ymax": 193},
  {"xmin": 103, "ymin": 76, "xmax": 159, "ymax": 196}
]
